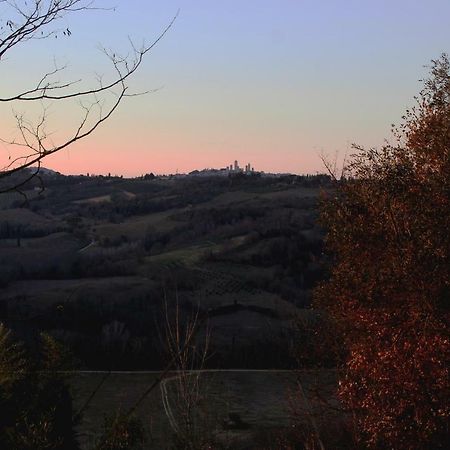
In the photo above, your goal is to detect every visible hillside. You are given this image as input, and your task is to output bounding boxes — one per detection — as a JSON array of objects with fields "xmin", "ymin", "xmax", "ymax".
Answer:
[{"xmin": 0, "ymin": 171, "xmax": 331, "ymax": 370}]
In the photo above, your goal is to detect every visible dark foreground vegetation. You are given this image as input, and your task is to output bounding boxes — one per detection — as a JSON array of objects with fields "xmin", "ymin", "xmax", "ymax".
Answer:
[{"xmin": 1, "ymin": 56, "xmax": 449, "ymax": 449}]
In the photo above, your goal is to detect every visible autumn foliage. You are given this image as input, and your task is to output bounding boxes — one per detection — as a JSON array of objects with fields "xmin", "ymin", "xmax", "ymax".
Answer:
[{"xmin": 315, "ymin": 55, "xmax": 450, "ymax": 449}]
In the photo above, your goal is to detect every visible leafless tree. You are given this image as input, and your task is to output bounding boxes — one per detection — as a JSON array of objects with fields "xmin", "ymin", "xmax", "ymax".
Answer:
[
  {"xmin": 161, "ymin": 295, "xmax": 213, "ymax": 449},
  {"xmin": 319, "ymin": 149, "xmax": 348, "ymax": 181},
  {"xmin": 0, "ymin": 0, "xmax": 177, "ymax": 192}
]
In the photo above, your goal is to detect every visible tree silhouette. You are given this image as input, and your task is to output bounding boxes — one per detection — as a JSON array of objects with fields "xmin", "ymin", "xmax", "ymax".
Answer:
[
  {"xmin": 315, "ymin": 55, "xmax": 449, "ymax": 449},
  {"xmin": 0, "ymin": 1, "xmax": 176, "ymax": 192},
  {"xmin": 0, "ymin": 324, "xmax": 78, "ymax": 449}
]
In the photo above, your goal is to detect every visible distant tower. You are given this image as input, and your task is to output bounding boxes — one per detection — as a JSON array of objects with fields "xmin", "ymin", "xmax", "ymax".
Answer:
[{"xmin": 234, "ymin": 160, "xmax": 239, "ymax": 171}]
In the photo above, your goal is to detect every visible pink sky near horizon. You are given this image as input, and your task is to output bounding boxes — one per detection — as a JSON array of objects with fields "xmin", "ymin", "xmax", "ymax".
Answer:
[{"xmin": 43, "ymin": 121, "xmax": 325, "ymax": 176}]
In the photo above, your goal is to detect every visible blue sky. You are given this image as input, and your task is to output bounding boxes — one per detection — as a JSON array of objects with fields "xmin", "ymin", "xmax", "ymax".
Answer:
[{"xmin": 2, "ymin": 0, "xmax": 450, "ymax": 175}]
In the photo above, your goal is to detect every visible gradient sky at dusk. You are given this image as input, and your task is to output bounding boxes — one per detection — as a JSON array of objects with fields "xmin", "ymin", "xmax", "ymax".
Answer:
[{"xmin": 1, "ymin": 0, "xmax": 450, "ymax": 175}]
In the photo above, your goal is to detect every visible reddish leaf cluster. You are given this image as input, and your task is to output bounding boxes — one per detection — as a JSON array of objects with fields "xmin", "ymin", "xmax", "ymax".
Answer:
[{"xmin": 315, "ymin": 55, "xmax": 450, "ymax": 449}]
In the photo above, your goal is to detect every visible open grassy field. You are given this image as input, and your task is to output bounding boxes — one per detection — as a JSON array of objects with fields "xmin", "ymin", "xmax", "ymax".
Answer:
[
  {"xmin": 73, "ymin": 194, "xmax": 112, "ymax": 204},
  {"xmin": 0, "ymin": 207, "xmax": 62, "ymax": 228},
  {"xmin": 70, "ymin": 369, "xmax": 337, "ymax": 449},
  {"xmin": 73, "ymin": 190, "xmax": 137, "ymax": 204},
  {"xmin": 144, "ymin": 242, "xmax": 216, "ymax": 267},
  {"xmin": 94, "ymin": 207, "xmax": 188, "ymax": 240}
]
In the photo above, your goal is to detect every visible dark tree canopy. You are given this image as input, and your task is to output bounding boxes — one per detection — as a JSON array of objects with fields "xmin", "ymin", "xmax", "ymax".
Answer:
[{"xmin": 315, "ymin": 55, "xmax": 450, "ymax": 449}]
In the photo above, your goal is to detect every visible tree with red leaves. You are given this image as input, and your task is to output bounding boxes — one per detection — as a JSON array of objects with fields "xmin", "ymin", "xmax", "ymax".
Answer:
[{"xmin": 315, "ymin": 55, "xmax": 450, "ymax": 449}]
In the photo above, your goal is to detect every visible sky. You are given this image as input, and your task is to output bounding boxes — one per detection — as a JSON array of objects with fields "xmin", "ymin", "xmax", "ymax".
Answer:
[{"xmin": 1, "ymin": 0, "xmax": 450, "ymax": 176}]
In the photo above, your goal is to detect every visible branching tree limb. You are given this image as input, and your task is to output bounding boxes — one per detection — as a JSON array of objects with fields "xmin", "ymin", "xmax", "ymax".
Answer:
[{"xmin": 0, "ymin": 1, "xmax": 178, "ymax": 192}]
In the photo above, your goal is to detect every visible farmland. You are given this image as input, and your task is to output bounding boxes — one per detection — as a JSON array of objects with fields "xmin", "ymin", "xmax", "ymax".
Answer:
[{"xmin": 0, "ymin": 171, "xmax": 330, "ymax": 370}]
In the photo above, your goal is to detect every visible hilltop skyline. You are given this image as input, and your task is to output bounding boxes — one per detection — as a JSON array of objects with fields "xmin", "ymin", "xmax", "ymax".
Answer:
[{"xmin": 33, "ymin": 158, "xmax": 308, "ymax": 178}]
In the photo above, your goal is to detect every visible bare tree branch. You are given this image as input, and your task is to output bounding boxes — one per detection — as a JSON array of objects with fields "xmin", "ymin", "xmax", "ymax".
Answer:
[{"xmin": 0, "ymin": 1, "xmax": 179, "ymax": 191}]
